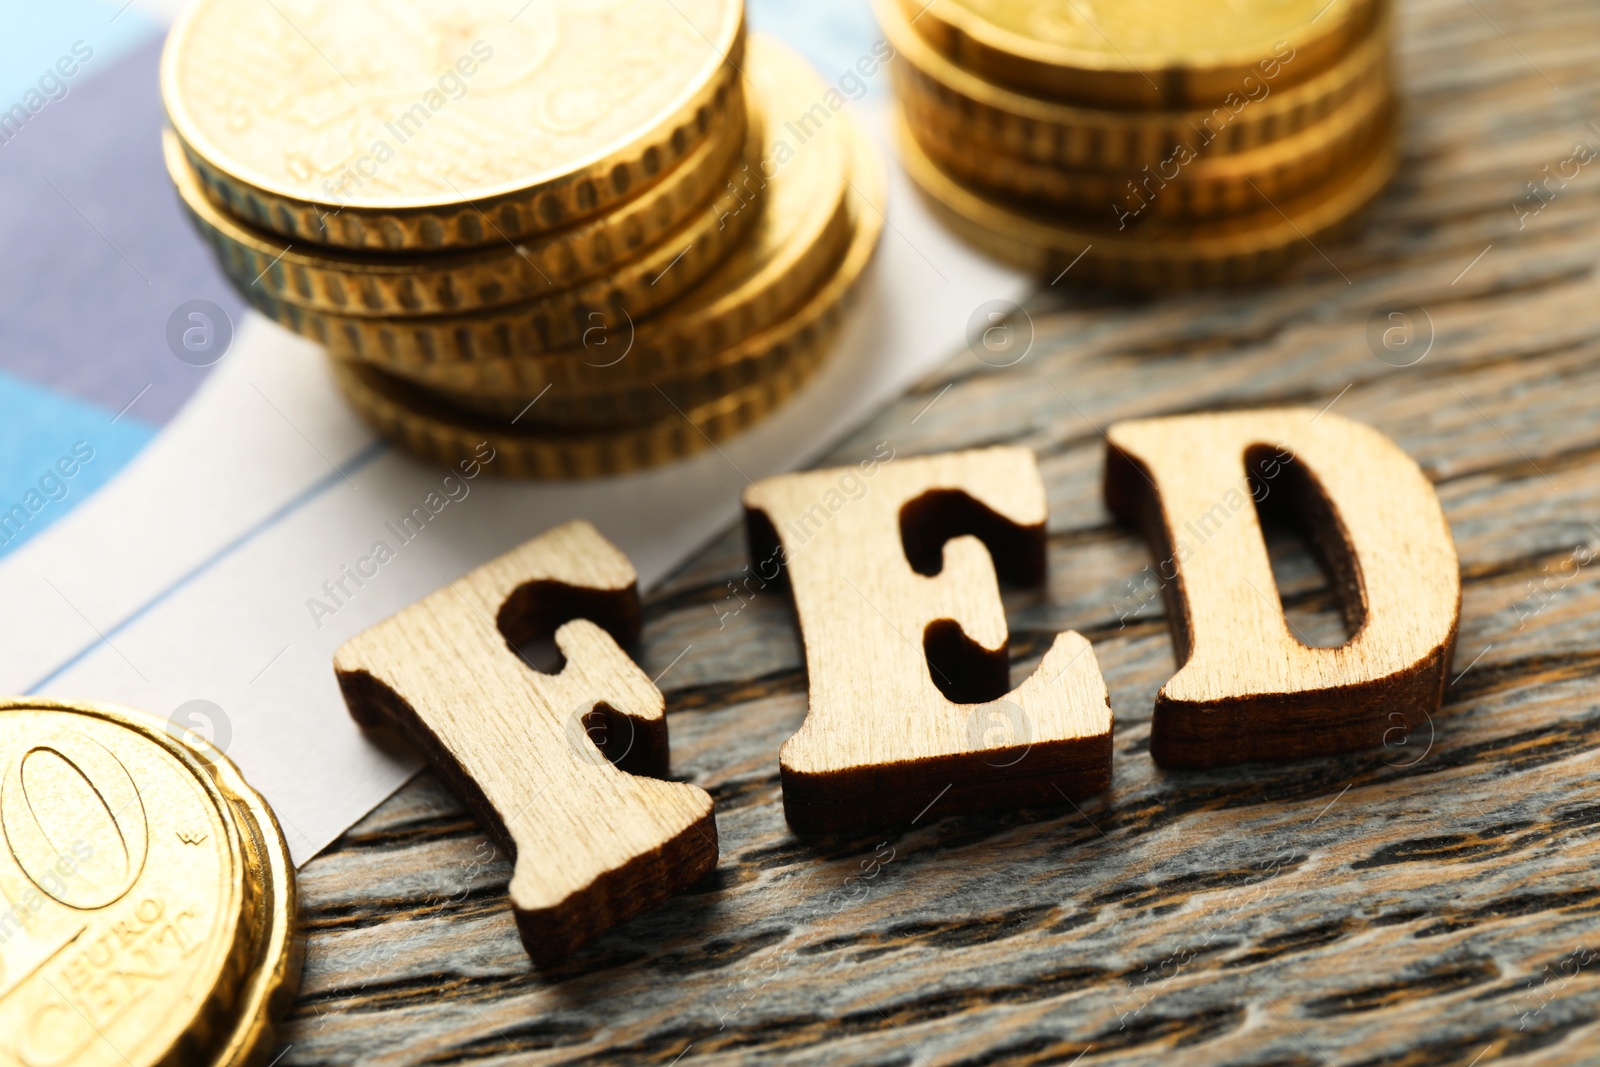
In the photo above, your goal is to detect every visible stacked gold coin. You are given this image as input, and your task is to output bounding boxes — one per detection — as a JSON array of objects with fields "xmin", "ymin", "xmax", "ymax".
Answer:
[
  {"xmin": 877, "ymin": 0, "xmax": 1397, "ymax": 287},
  {"xmin": 160, "ymin": 1, "xmax": 884, "ymax": 479},
  {"xmin": 0, "ymin": 699, "xmax": 298, "ymax": 1067}
]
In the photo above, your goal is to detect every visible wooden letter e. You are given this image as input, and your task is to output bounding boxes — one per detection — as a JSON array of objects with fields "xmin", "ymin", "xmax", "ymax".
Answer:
[
  {"xmin": 334, "ymin": 520, "xmax": 716, "ymax": 964},
  {"xmin": 743, "ymin": 446, "xmax": 1113, "ymax": 835}
]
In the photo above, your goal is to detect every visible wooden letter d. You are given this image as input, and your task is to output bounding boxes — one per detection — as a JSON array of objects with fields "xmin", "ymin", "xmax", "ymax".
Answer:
[{"xmin": 1106, "ymin": 409, "xmax": 1461, "ymax": 768}]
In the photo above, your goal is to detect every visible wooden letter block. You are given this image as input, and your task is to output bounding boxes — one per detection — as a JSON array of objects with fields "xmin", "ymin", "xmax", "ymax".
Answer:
[
  {"xmin": 334, "ymin": 520, "xmax": 716, "ymax": 965},
  {"xmin": 1105, "ymin": 409, "xmax": 1461, "ymax": 768},
  {"xmin": 743, "ymin": 446, "xmax": 1113, "ymax": 835}
]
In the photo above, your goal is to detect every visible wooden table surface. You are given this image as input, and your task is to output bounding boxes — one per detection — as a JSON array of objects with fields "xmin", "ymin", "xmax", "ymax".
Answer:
[{"xmin": 279, "ymin": 0, "xmax": 1600, "ymax": 1062}]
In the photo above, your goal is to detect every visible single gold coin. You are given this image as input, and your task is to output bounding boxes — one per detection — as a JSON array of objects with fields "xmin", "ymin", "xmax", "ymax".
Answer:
[
  {"xmin": 897, "ymin": 109, "xmax": 1398, "ymax": 287},
  {"xmin": 240, "ymin": 102, "xmax": 764, "ymax": 356},
  {"xmin": 875, "ymin": 0, "xmax": 1390, "ymax": 171},
  {"xmin": 902, "ymin": 0, "xmax": 1380, "ymax": 108},
  {"xmin": 162, "ymin": 0, "xmax": 745, "ymax": 250},
  {"xmin": 377, "ymin": 34, "xmax": 857, "ymax": 396},
  {"xmin": 167, "ymin": 87, "xmax": 751, "ymax": 316},
  {"xmin": 0, "ymin": 699, "xmax": 299, "ymax": 1067},
  {"xmin": 903, "ymin": 68, "xmax": 1394, "ymax": 220}
]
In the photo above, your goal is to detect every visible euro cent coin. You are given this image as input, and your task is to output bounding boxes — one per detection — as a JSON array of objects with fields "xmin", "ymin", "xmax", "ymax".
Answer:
[
  {"xmin": 0, "ymin": 699, "xmax": 299, "ymax": 1067},
  {"xmin": 161, "ymin": 0, "xmax": 746, "ymax": 250}
]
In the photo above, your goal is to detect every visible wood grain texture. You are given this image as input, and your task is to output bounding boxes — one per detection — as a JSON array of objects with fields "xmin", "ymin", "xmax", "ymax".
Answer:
[
  {"xmin": 1104, "ymin": 408, "xmax": 1460, "ymax": 767},
  {"xmin": 742, "ymin": 446, "xmax": 1113, "ymax": 834},
  {"xmin": 281, "ymin": 0, "xmax": 1600, "ymax": 1061},
  {"xmin": 333, "ymin": 520, "xmax": 717, "ymax": 966}
]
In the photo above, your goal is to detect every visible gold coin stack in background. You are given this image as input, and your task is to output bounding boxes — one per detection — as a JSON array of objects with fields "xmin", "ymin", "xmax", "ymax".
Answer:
[
  {"xmin": 877, "ymin": 0, "xmax": 1397, "ymax": 287},
  {"xmin": 160, "ymin": 0, "xmax": 884, "ymax": 479}
]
